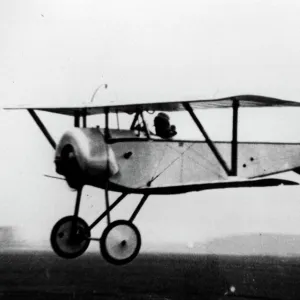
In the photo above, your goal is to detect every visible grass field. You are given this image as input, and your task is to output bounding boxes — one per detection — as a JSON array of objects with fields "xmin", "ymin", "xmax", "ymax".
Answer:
[{"xmin": 0, "ymin": 251, "xmax": 300, "ymax": 299}]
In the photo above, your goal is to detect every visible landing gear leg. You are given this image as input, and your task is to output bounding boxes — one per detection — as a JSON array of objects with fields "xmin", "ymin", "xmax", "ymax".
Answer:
[
  {"xmin": 100, "ymin": 194, "xmax": 148, "ymax": 265},
  {"xmin": 50, "ymin": 186, "xmax": 91, "ymax": 259}
]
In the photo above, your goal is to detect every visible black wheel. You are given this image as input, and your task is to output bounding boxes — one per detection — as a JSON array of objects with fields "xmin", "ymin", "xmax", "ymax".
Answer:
[
  {"xmin": 100, "ymin": 220, "xmax": 141, "ymax": 265},
  {"xmin": 50, "ymin": 216, "xmax": 91, "ymax": 259}
]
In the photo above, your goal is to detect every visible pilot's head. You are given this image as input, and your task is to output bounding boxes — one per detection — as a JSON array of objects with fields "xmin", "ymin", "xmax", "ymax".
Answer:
[
  {"xmin": 154, "ymin": 112, "xmax": 176, "ymax": 138},
  {"xmin": 154, "ymin": 112, "xmax": 170, "ymax": 128}
]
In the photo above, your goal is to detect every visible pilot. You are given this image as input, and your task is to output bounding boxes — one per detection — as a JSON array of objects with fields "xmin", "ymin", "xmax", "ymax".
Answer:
[{"xmin": 154, "ymin": 112, "xmax": 177, "ymax": 139}]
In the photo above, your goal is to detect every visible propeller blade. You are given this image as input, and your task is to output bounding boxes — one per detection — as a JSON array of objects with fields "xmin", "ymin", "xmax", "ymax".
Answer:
[{"xmin": 44, "ymin": 174, "xmax": 66, "ymax": 181}]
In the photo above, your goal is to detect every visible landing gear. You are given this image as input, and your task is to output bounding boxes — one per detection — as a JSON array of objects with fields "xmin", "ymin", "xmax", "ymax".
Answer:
[
  {"xmin": 50, "ymin": 216, "xmax": 91, "ymax": 259},
  {"xmin": 50, "ymin": 185, "xmax": 148, "ymax": 265},
  {"xmin": 100, "ymin": 220, "xmax": 141, "ymax": 265}
]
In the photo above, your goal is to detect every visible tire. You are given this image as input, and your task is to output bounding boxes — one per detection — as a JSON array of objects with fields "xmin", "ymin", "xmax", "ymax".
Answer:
[
  {"xmin": 100, "ymin": 220, "xmax": 141, "ymax": 265},
  {"xmin": 50, "ymin": 216, "xmax": 90, "ymax": 259}
]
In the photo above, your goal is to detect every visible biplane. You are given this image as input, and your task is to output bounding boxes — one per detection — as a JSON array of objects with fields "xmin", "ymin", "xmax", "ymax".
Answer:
[{"xmin": 4, "ymin": 94, "xmax": 300, "ymax": 265}]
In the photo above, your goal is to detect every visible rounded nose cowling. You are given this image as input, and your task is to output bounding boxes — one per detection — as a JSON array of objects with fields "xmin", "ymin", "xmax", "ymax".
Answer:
[{"xmin": 55, "ymin": 128, "xmax": 119, "ymax": 189}]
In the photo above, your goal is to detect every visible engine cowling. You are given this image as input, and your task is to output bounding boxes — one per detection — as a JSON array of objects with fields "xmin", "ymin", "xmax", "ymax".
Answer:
[{"xmin": 54, "ymin": 128, "xmax": 119, "ymax": 189}]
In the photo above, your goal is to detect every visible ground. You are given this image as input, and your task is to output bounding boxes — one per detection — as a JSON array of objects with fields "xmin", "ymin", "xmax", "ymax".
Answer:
[{"xmin": 0, "ymin": 251, "xmax": 300, "ymax": 299}]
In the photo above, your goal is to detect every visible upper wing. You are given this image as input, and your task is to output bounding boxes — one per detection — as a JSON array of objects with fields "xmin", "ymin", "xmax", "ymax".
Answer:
[{"xmin": 4, "ymin": 94, "xmax": 300, "ymax": 116}]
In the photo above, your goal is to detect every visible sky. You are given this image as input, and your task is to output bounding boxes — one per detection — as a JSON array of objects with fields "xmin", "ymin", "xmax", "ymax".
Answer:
[{"xmin": 1, "ymin": 0, "xmax": 300, "ymax": 254}]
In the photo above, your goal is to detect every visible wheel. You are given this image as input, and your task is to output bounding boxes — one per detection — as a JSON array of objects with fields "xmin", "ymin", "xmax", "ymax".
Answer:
[
  {"xmin": 100, "ymin": 220, "xmax": 141, "ymax": 265},
  {"xmin": 50, "ymin": 216, "xmax": 91, "ymax": 259}
]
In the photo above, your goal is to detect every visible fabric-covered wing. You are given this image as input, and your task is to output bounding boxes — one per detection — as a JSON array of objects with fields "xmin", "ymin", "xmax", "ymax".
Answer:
[
  {"xmin": 4, "ymin": 95, "xmax": 300, "ymax": 116},
  {"xmin": 108, "ymin": 178, "xmax": 299, "ymax": 195}
]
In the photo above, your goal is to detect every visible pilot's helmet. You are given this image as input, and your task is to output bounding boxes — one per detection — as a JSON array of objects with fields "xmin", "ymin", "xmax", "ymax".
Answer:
[{"xmin": 154, "ymin": 112, "xmax": 170, "ymax": 128}]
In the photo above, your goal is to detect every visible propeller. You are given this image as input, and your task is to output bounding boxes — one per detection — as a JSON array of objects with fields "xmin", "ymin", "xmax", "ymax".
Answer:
[{"xmin": 60, "ymin": 145, "xmax": 83, "ymax": 189}]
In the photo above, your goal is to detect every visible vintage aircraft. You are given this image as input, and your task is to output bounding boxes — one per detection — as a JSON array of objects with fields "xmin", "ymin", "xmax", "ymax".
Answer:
[{"xmin": 4, "ymin": 94, "xmax": 300, "ymax": 265}]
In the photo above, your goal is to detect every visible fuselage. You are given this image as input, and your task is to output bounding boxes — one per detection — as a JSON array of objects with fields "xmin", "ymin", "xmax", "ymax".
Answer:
[{"xmin": 54, "ymin": 127, "xmax": 300, "ymax": 193}]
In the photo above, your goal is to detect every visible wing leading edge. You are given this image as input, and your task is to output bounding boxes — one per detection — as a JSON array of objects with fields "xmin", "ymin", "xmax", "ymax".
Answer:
[{"xmin": 4, "ymin": 95, "xmax": 300, "ymax": 116}]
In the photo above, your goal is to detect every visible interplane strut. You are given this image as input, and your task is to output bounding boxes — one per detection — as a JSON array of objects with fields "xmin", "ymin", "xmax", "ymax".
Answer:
[
  {"xmin": 231, "ymin": 99, "xmax": 239, "ymax": 176},
  {"xmin": 183, "ymin": 100, "xmax": 239, "ymax": 176},
  {"xmin": 28, "ymin": 109, "xmax": 56, "ymax": 149}
]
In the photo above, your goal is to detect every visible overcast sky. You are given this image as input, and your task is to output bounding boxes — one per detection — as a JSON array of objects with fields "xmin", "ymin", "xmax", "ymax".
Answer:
[{"xmin": 1, "ymin": 0, "xmax": 300, "ymax": 254}]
